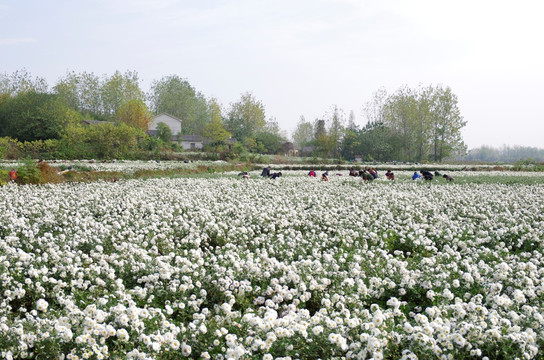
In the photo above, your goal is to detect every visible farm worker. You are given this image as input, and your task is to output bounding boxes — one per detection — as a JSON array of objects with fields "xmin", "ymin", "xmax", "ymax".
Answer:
[
  {"xmin": 308, "ymin": 170, "xmax": 316, "ymax": 177},
  {"xmin": 386, "ymin": 170, "xmax": 395, "ymax": 180},
  {"xmin": 412, "ymin": 172, "xmax": 421, "ymax": 180},
  {"xmin": 362, "ymin": 170, "xmax": 374, "ymax": 181},
  {"xmin": 9, "ymin": 168, "xmax": 17, "ymax": 181},
  {"xmin": 443, "ymin": 174, "xmax": 454, "ymax": 182},
  {"xmin": 369, "ymin": 168, "xmax": 378, "ymax": 179},
  {"xmin": 321, "ymin": 173, "xmax": 329, "ymax": 181},
  {"xmin": 269, "ymin": 172, "xmax": 282, "ymax": 179},
  {"xmin": 420, "ymin": 170, "xmax": 434, "ymax": 180},
  {"xmin": 261, "ymin": 166, "xmax": 271, "ymax": 177}
]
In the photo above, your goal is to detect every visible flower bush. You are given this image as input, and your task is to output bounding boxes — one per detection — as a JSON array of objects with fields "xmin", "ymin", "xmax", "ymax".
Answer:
[{"xmin": 0, "ymin": 172, "xmax": 543, "ymax": 359}]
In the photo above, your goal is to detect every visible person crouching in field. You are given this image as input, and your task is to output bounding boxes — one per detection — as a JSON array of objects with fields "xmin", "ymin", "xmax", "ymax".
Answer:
[
  {"xmin": 9, "ymin": 168, "xmax": 17, "ymax": 182},
  {"xmin": 321, "ymin": 172, "xmax": 329, "ymax": 181},
  {"xmin": 308, "ymin": 169, "xmax": 316, "ymax": 177},
  {"xmin": 269, "ymin": 172, "xmax": 282, "ymax": 179},
  {"xmin": 361, "ymin": 170, "xmax": 374, "ymax": 181},
  {"xmin": 443, "ymin": 174, "xmax": 454, "ymax": 182},
  {"xmin": 421, "ymin": 170, "xmax": 434, "ymax": 180},
  {"xmin": 261, "ymin": 166, "xmax": 271, "ymax": 177},
  {"xmin": 385, "ymin": 170, "xmax": 395, "ymax": 180}
]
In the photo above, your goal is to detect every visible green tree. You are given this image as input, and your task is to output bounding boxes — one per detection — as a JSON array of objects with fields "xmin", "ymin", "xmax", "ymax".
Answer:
[
  {"xmin": 116, "ymin": 99, "xmax": 152, "ymax": 131},
  {"xmin": 156, "ymin": 122, "xmax": 173, "ymax": 143},
  {"xmin": 203, "ymin": 98, "xmax": 231, "ymax": 144},
  {"xmin": 327, "ymin": 105, "xmax": 345, "ymax": 159},
  {"xmin": 60, "ymin": 122, "xmax": 144, "ymax": 159},
  {"xmin": 101, "ymin": 70, "xmax": 144, "ymax": 120},
  {"xmin": 313, "ymin": 119, "xmax": 329, "ymax": 157},
  {"xmin": 0, "ymin": 92, "xmax": 80, "ymax": 142},
  {"xmin": 383, "ymin": 84, "xmax": 466, "ymax": 162},
  {"xmin": 0, "ymin": 69, "xmax": 48, "ymax": 96},
  {"xmin": 54, "ymin": 71, "xmax": 103, "ymax": 117},
  {"xmin": 225, "ymin": 92, "xmax": 266, "ymax": 142},
  {"xmin": 292, "ymin": 116, "xmax": 314, "ymax": 150},
  {"xmin": 148, "ymin": 75, "xmax": 209, "ymax": 135},
  {"xmin": 383, "ymin": 86, "xmax": 419, "ymax": 161},
  {"xmin": 255, "ymin": 118, "xmax": 286, "ymax": 154},
  {"xmin": 428, "ymin": 85, "xmax": 466, "ymax": 162}
]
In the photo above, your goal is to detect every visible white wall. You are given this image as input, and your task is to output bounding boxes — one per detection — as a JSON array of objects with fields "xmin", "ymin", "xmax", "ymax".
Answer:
[
  {"xmin": 180, "ymin": 141, "xmax": 203, "ymax": 150},
  {"xmin": 149, "ymin": 114, "xmax": 182, "ymax": 135}
]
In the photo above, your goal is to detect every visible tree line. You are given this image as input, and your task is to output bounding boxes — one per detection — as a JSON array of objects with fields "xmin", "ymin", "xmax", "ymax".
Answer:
[
  {"xmin": 293, "ymin": 85, "xmax": 467, "ymax": 162},
  {"xmin": 465, "ymin": 145, "xmax": 544, "ymax": 163},
  {"xmin": 0, "ymin": 69, "xmax": 467, "ymax": 161}
]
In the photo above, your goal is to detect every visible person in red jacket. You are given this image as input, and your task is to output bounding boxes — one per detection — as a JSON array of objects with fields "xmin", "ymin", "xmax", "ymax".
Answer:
[
  {"xmin": 308, "ymin": 170, "xmax": 316, "ymax": 177},
  {"xmin": 9, "ymin": 168, "xmax": 17, "ymax": 182}
]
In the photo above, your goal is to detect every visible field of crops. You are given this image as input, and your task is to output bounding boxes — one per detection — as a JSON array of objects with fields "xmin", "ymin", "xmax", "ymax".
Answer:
[{"xmin": 1, "ymin": 171, "xmax": 543, "ymax": 359}]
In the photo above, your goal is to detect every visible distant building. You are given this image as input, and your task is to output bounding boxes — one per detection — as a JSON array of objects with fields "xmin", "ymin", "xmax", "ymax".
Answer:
[
  {"xmin": 81, "ymin": 119, "xmax": 111, "ymax": 126},
  {"xmin": 300, "ymin": 146, "xmax": 315, "ymax": 156},
  {"xmin": 147, "ymin": 113, "xmax": 237, "ymax": 151},
  {"xmin": 148, "ymin": 113, "xmax": 182, "ymax": 139},
  {"xmin": 180, "ymin": 135, "xmax": 204, "ymax": 150},
  {"xmin": 282, "ymin": 142, "xmax": 297, "ymax": 156},
  {"xmin": 354, "ymin": 155, "xmax": 363, "ymax": 163}
]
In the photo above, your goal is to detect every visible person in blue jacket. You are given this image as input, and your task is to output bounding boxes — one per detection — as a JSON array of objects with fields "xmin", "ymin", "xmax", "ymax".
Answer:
[{"xmin": 412, "ymin": 171, "xmax": 422, "ymax": 180}]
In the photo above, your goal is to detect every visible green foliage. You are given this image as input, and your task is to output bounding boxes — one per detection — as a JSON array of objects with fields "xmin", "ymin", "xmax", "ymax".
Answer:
[
  {"xmin": 292, "ymin": 116, "xmax": 314, "ymax": 150},
  {"xmin": 149, "ymin": 75, "xmax": 209, "ymax": 135},
  {"xmin": 0, "ymin": 137, "xmax": 22, "ymax": 159},
  {"xmin": 203, "ymin": 98, "xmax": 231, "ymax": 144},
  {"xmin": 0, "ymin": 69, "xmax": 48, "ymax": 96},
  {"xmin": 156, "ymin": 122, "xmax": 173, "ymax": 143},
  {"xmin": 101, "ymin": 70, "xmax": 145, "ymax": 120},
  {"xmin": 58, "ymin": 123, "xmax": 145, "ymax": 159},
  {"xmin": 225, "ymin": 92, "xmax": 266, "ymax": 142},
  {"xmin": 0, "ymin": 91, "xmax": 81, "ymax": 142},
  {"xmin": 382, "ymin": 84, "xmax": 466, "ymax": 162},
  {"xmin": 116, "ymin": 98, "xmax": 153, "ymax": 131},
  {"xmin": 16, "ymin": 158, "xmax": 40, "ymax": 184}
]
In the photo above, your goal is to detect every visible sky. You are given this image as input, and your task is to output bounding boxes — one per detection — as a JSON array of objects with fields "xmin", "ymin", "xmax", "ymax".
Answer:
[{"xmin": 1, "ymin": 0, "xmax": 543, "ymax": 149}]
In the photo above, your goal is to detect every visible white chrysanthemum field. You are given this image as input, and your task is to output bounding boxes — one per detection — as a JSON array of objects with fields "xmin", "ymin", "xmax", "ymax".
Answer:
[{"xmin": 1, "ymin": 170, "xmax": 543, "ymax": 360}]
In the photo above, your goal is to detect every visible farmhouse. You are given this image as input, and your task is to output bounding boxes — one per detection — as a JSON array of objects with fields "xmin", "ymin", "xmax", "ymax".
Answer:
[
  {"xmin": 146, "ymin": 113, "xmax": 236, "ymax": 150},
  {"xmin": 148, "ymin": 113, "xmax": 182, "ymax": 137},
  {"xmin": 81, "ymin": 119, "xmax": 111, "ymax": 126},
  {"xmin": 180, "ymin": 135, "xmax": 204, "ymax": 150}
]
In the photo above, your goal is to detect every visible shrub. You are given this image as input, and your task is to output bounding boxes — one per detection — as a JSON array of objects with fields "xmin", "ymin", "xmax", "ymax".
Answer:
[{"xmin": 16, "ymin": 158, "xmax": 40, "ymax": 184}]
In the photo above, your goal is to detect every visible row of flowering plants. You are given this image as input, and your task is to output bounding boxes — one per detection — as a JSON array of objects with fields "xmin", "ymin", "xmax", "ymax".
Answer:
[{"xmin": 0, "ymin": 173, "xmax": 543, "ymax": 359}]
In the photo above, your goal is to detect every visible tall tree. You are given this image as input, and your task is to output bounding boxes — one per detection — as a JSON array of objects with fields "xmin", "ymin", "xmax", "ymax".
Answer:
[
  {"xmin": 116, "ymin": 99, "xmax": 153, "ymax": 131},
  {"xmin": 54, "ymin": 71, "xmax": 102, "ymax": 117},
  {"xmin": 383, "ymin": 86, "xmax": 419, "ymax": 161},
  {"xmin": 101, "ymin": 70, "xmax": 144, "ymax": 120},
  {"xmin": 292, "ymin": 116, "xmax": 314, "ymax": 150},
  {"xmin": 255, "ymin": 117, "xmax": 286, "ymax": 154},
  {"xmin": 383, "ymin": 84, "xmax": 466, "ymax": 162},
  {"xmin": 347, "ymin": 110, "xmax": 357, "ymax": 131},
  {"xmin": 0, "ymin": 69, "xmax": 48, "ymax": 96},
  {"xmin": 363, "ymin": 87, "xmax": 388, "ymax": 124},
  {"xmin": 148, "ymin": 75, "xmax": 209, "ymax": 135},
  {"xmin": 428, "ymin": 85, "xmax": 466, "ymax": 161},
  {"xmin": 0, "ymin": 92, "xmax": 80, "ymax": 141},
  {"xmin": 225, "ymin": 92, "xmax": 266, "ymax": 142},
  {"xmin": 327, "ymin": 105, "xmax": 345, "ymax": 159},
  {"xmin": 203, "ymin": 98, "xmax": 231, "ymax": 144},
  {"xmin": 313, "ymin": 119, "xmax": 330, "ymax": 157}
]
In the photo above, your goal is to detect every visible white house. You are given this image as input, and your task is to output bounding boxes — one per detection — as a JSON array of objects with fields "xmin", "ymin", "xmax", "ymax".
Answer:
[
  {"xmin": 148, "ymin": 113, "xmax": 182, "ymax": 135},
  {"xmin": 180, "ymin": 135, "xmax": 204, "ymax": 150}
]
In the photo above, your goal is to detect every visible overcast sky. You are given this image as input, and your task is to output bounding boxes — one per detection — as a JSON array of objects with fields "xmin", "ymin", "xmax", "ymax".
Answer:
[{"xmin": 1, "ymin": 0, "xmax": 543, "ymax": 149}]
